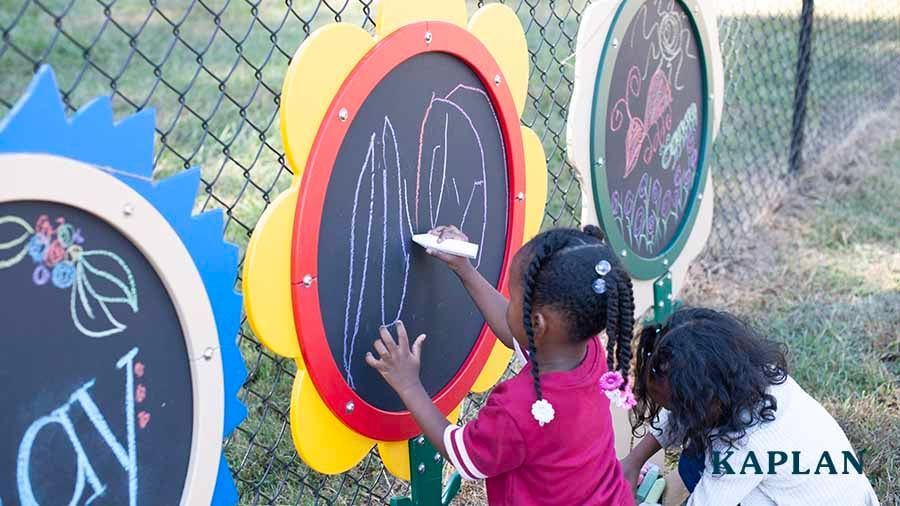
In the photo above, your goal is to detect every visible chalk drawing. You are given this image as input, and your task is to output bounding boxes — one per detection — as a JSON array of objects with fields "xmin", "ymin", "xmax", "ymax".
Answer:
[
  {"xmin": 609, "ymin": 102, "xmax": 697, "ymax": 254},
  {"xmin": 606, "ymin": 0, "xmax": 702, "ymax": 256},
  {"xmin": 609, "ymin": 65, "xmax": 673, "ymax": 179},
  {"xmin": 628, "ymin": 0, "xmax": 698, "ymax": 92},
  {"xmin": 460, "ymin": 180, "xmax": 485, "ymax": 231},
  {"xmin": 659, "ymin": 102, "xmax": 698, "ymax": 171},
  {"xmin": 337, "ymin": 83, "xmax": 504, "ymax": 389},
  {"xmin": 0, "ymin": 215, "xmax": 33, "ymax": 268},
  {"xmin": 384, "ymin": 117, "xmax": 412, "ymax": 329},
  {"xmin": 0, "ymin": 213, "xmax": 139, "ymax": 338},
  {"xmin": 342, "ymin": 136, "xmax": 376, "ymax": 389},
  {"xmin": 16, "ymin": 347, "xmax": 141, "ymax": 506}
]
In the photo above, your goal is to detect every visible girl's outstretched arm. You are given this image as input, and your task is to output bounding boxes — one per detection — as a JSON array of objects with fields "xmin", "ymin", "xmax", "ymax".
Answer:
[
  {"xmin": 366, "ymin": 321, "xmax": 450, "ymax": 458},
  {"xmin": 621, "ymin": 435, "xmax": 662, "ymax": 492},
  {"xmin": 427, "ymin": 225, "xmax": 515, "ymax": 349}
]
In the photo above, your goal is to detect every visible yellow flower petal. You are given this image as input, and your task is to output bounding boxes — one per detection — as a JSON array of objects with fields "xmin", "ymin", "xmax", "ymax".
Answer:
[
  {"xmin": 378, "ymin": 439, "xmax": 411, "ymax": 480},
  {"xmin": 468, "ymin": 4, "xmax": 530, "ymax": 116},
  {"xmin": 470, "ymin": 340, "xmax": 512, "ymax": 393},
  {"xmin": 290, "ymin": 370, "xmax": 374, "ymax": 474},
  {"xmin": 375, "ymin": 0, "xmax": 467, "ymax": 39},
  {"xmin": 242, "ymin": 186, "xmax": 301, "ymax": 359},
  {"xmin": 281, "ymin": 24, "xmax": 374, "ymax": 185},
  {"xmin": 521, "ymin": 127, "xmax": 548, "ymax": 242},
  {"xmin": 447, "ymin": 401, "xmax": 462, "ymax": 424}
]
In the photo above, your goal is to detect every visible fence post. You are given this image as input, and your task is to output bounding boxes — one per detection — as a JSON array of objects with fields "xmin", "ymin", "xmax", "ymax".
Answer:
[{"xmin": 789, "ymin": 0, "xmax": 815, "ymax": 173}]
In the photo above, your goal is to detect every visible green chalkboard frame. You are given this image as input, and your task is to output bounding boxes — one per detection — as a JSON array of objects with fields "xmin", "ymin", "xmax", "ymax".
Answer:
[{"xmin": 589, "ymin": 0, "xmax": 715, "ymax": 280}]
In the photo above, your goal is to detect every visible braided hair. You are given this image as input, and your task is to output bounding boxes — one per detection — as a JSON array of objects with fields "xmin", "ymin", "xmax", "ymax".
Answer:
[{"xmin": 520, "ymin": 225, "xmax": 636, "ymax": 413}]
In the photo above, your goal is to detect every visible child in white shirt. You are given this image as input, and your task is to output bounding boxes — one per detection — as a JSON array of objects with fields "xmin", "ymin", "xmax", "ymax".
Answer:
[{"xmin": 622, "ymin": 307, "xmax": 880, "ymax": 506}]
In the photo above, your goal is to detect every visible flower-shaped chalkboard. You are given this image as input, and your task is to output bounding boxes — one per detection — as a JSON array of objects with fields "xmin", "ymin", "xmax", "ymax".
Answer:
[
  {"xmin": 242, "ymin": 0, "xmax": 548, "ymax": 480},
  {"xmin": 0, "ymin": 66, "xmax": 246, "ymax": 505}
]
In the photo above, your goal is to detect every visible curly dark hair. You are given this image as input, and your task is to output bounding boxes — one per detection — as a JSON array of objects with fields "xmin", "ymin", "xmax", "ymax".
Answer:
[
  {"xmin": 631, "ymin": 307, "xmax": 788, "ymax": 455},
  {"xmin": 520, "ymin": 225, "xmax": 635, "ymax": 405}
]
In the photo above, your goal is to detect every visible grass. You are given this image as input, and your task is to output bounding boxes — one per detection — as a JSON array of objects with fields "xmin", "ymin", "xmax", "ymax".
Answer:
[
  {"xmin": 681, "ymin": 102, "xmax": 900, "ymax": 504},
  {"xmin": 1, "ymin": 1, "xmax": 898, "ymax": 504}
]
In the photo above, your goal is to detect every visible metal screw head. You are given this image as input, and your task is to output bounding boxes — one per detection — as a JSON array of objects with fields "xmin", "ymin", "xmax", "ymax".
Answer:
[
  {"xmin": 516, "ymin": 191, "xmax": 525, "ymax": 201},
  {"xmin": 658, "ymin": 301, "xmax": 665, "ymax": 308},
  {"xmin": 612, "ymin": 38, "xmax": 619, "ymax": 48},
  {"xmin": 417, "ymin": 436, "xmax": 425, "ymax": 445},
  {"xmin": 663, "ymin": 258, "xmax": 669, "ymax": 266},
  {"xmin": 345, "ymin": 401, "xmax": 355, "ymax": 413},
  {"xmin": 697, "ymin": 193, "xmax": 704, "ymax": 200},
  {"xmin": 596, "ymin": 157, "xmax": 605, "ymax": 167},
  {"xmin": 621, "ymin": 249, "xmax": 627, "ymax": 257},
  {"xmin": 433, "ymin": 452, "xmax": 441, "ymax": 463},
  {"xmin": 657, "ymin": 280, "xmax": 664, "ymax": 287},
  {"xmin": 123, "ymin": 203, "xmax": 134, "ymax": 216},
  {"xmin": 494, "ymin": 74, "xmax": 502, "ymax": 86},
  {"xmin": 203, "ymin": 347, "xmax": 215, "ymax": 360},
  {"xmin": 338, "ymin": 108, "xmax": 348, "ymax": 121},
  {"xmin": 417, "ymin": 463, "xmax": 426, "ymax": 473},
  {"xmin": 303, "ymin": 274, "xmax": 313, "ymax": 287},
  {"xmin": 667, "ymin": 272, "xmax": 673, "ymax": 280},
  {"xmin": 668, "ymin": 293, "xmax": 675, "ymax": 301},
  {"xmin": 424, "ymin": 31, "xmax": 432, "ymax": 44}
]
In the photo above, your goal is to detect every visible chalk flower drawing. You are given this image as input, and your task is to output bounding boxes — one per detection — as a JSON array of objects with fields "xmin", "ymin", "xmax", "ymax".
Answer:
[
  {"xmin": 242, "ymin": 0, "xmax": 548, "ymax": 479},
  {"xmin": 0, "ymin": 213, "xmax": 138, "ymax": 337},
  {"xmin": 607, "ymin": 0, "xmax": 701, "ymax": 255}
]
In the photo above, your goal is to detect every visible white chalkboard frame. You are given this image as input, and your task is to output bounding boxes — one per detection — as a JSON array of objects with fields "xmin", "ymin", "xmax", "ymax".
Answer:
[{"xmin": 0, "ymin": 153, "xmax": 225, "ymax": 506}]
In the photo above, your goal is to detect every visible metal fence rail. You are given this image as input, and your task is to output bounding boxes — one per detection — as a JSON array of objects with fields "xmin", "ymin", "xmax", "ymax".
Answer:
[{"xmin": 2, "ymin": 0, "xmax": 898, "ymax": 504}]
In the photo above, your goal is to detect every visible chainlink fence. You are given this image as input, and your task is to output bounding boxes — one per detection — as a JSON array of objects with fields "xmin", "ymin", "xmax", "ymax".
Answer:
[{"xmin": 1, "ymin": 0, "xmax": 898, "ymax": 504}]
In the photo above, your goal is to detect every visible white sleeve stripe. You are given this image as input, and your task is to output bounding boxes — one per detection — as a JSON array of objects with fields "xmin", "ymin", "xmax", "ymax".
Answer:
[
  {"xmin": 442, "ymin": 426, "xmax": 476, "ymax": 480},
  {"xmin": 513, "ymin": 339, "xmax": 528, "ymax": 367},
  {"xmin": 453, "ymin": 425, "xmax": 488, "ymax": 479}
]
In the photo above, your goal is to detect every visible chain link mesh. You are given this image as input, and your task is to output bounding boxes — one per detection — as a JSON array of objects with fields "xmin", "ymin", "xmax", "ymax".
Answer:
[{"xmin": 2, "ymin": 0, "xmax": 898, "ymax": 504}]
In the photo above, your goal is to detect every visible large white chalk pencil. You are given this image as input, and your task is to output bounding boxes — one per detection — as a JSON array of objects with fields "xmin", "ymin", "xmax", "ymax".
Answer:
[{"xmin": 412, "ymin": 233, "xmax": 479, "ymax": 259}]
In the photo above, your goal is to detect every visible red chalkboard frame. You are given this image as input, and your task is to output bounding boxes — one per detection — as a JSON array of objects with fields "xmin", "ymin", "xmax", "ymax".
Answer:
[{"xmin": 289, "ymin": 21, "xmax": 526, "ymax": 441}]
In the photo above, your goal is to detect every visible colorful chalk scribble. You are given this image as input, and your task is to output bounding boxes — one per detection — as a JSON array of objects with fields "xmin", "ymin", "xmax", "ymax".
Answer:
[
  {"xmin": 340, "ymin": 84, "xmax": 501, "ymax": 389},
  {"xmin": 0, "ymin": 213, "xmax": 138, "ymax": 337},
  {"xmin": 604, "ymin": 0, "xmax": 703, "ymax": 257}
]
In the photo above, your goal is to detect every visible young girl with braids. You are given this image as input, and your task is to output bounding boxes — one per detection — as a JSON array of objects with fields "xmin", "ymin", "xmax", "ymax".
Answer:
[
  {"xmin": 366, "ymin": 225, "xmax": 636, "ymax": 505},
  {"xmin": 623, "ymin": 307, "xmax": 879, "ymax": 506}
]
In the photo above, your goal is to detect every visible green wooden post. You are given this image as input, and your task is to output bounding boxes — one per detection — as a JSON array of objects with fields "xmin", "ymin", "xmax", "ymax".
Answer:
[
  {"xmin": 651, "ymin": 271, "xmax": 674, "ymax": 326},
  {"xmin": 390, "ymin": 436, "xmax": 461, "ymax": 506}
]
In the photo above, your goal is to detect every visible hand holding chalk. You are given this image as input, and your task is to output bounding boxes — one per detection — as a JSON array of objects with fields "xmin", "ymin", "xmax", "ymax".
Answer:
[
  {"xmin": 413, "ymin": 233, "xmax": 479, "ymax": 259},
  {"xmin": 415, "ymin": 226, "xmax": 477, "ymax": 272}
]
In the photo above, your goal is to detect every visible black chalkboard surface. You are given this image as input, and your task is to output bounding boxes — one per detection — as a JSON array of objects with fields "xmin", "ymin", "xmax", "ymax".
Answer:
[
  {"xmin": 604, "ymin": 0, "xmax": 704, "ymax": 258},
  {"xmin": 0, "ymin": 201, "xmax": 192, "ymax": 505},
  {"xmin": 317, "ymin": 52, "xmax": 509, "ymax": 412}
]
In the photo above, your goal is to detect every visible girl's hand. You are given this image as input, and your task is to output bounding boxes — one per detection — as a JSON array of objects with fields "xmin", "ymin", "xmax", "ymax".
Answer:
[
  {"xmin": 426, "ymin": 225, "xmax": 474, "ymax": 275},
  {"xmin": 365, "ymin": 321, "xmax": 427, "ymax": 398}
]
